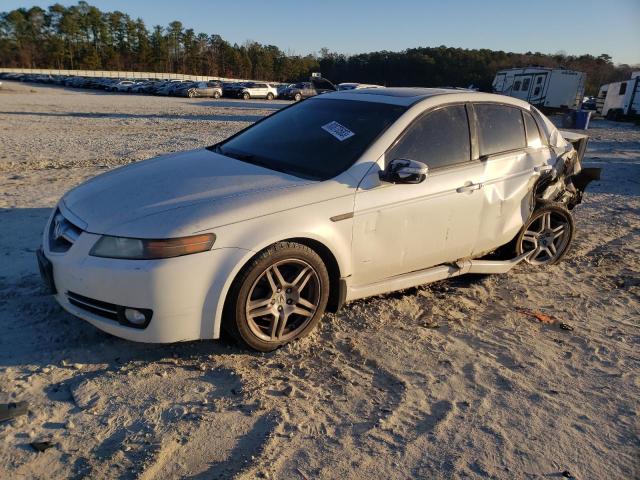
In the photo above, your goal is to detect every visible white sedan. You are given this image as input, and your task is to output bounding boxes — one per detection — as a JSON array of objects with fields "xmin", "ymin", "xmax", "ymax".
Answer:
[{"xmin": 38, "ymin": 88, "xmax": 600, "ymax": 351}]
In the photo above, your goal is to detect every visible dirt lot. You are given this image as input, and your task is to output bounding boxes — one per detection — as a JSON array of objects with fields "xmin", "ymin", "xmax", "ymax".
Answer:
[{"xmin": 0, "ymin": 81, "xmax": 638, "ymax": 480}]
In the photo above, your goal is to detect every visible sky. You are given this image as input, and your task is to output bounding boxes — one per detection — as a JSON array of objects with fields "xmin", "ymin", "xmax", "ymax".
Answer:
[{"xmin": 3, "ymin": 0, "xmax": 640, "ymax": 65}]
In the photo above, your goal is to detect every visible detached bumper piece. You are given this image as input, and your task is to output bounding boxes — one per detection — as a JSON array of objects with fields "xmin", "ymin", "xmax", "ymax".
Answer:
[
  {"xmin": 36, "ymin": 248, "xmax": 56, "ymax": 295},
  {"xmin": 67, "ymin": 291, "xmax": 152, "ymax": 329}
]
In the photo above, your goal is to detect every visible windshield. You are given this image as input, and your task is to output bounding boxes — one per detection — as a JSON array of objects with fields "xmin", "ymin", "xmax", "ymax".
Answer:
[{"xmin": 212, "ymin": 98, "xmax": 406, "ymax": 180}]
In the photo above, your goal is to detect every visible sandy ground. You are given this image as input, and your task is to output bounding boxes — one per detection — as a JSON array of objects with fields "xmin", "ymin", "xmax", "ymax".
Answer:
[{"xmin": 0, "ymin": 80, "xmax": 638, "ymax": 480}]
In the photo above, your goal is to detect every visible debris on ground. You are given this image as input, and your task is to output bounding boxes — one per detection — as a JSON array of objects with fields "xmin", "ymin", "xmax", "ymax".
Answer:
[
  {"xmin": 517, "ymin": 308, "xmax": 557, "ymax": 324},
  {"xmin": 422, "ymin": 320, "xmax": 441, "ymax": 329},
  {"xmin": 516, "ymin": 308, "xmax": 576, "ymax": 332},
  {"xmin": 30, "ymin": 441, "xmax": 56, "ymax": 452},
  {"xmin": 0, "ymin": 401, "xmax": 28, "ymax": 422}
]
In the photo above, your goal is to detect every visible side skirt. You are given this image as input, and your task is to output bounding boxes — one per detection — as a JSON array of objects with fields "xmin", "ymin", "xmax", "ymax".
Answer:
[{"xmin": 345, "ymin": 252, "xmax": 531, "ymax": 303}]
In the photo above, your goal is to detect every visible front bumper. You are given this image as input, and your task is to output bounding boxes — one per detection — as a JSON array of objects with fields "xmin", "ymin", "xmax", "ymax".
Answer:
[{"xmin": 40, "ymin": 220, "xmax": 248, "ymax": 343}]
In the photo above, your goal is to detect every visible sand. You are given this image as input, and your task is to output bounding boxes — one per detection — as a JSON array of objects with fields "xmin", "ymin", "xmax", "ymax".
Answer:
[{"xmin": 0, "ymin": 80, "xmax": 638, "ymax": 479}]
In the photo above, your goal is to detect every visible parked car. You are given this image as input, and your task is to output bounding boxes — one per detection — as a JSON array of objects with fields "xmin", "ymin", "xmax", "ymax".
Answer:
[
  {"xmin": 280, "ymin": 77, "xmax": 337, "ymax": 101},
  {"xmin": 37, "ymin": 88, "xmax": 600, "ymax": 352},
  {"xmin": 338, "ymin": 83, "xmax": 384, "ymax": 90},
  {"xmin": 107, "ymin": 80, "xmax": 136, "ymax": 92},
  {"xmin": 222, "ymin": 82, "xmax": 247, "ymax": 97},
  {"xmin": 582, "ymin": 96, "xmax": 597, "ymax": 110},
  {"xmin": 183, "ymin": 81, "xmax": 223, "ymax": 98},
  {"xmin": 130, "ymin": 81, "xmax": 157, "ymax": 94},
  {"xmin": 171, "ymin": 82, "xmax": 198, "ymax": 96},
  {"xmin": 156, "ymin": 80, "xmax": 189, "ymax": 96},
  {"xmin": 239, "ymin": 82, "xmax": 278, "ymax": 100},
  {"xmin": 279, "ymin": 82, "xmax": 313, "ymax": 101},
  {"xmin": 277, "ymin": 83, "xmax": 295, "ymax": 95}
]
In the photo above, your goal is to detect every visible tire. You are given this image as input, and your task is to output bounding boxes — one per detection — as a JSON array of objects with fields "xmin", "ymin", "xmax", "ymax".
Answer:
[
  {"xmin": 516, "ymin": 203, "xmax": 575, "ymax": 266},
  {"xmin": 223, "ymin": 242, "xmax": 330, "ymax": 352},
  {"xmin": 294, "ymin": 93, "xmax": 302, "ymax": 102},
  {"xmin": 266, "ymin": 92, "xmax": 274, "ymax": 100},
  {"xmin": 213, "ymin": 91, "xmax": 221, "ymax": 99},
  {"xmin": 243, "ymin": 92, "xmax": 250, "ymax": 100}
]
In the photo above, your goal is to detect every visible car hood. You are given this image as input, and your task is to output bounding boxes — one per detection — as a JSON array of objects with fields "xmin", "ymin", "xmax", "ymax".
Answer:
[{"xmin": 62, "ymin": 148, "xmax": 319, "ymax": 237}]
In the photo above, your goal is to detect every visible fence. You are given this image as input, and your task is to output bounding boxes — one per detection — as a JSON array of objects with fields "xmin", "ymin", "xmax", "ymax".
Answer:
[{"xmin": 0, "ymin": 67, "xmax": 269, "ymax": 84}]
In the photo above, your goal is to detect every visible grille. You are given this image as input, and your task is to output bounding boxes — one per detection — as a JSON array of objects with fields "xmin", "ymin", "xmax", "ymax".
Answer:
[{"xmin": 48, "ymin": 209, "xmax": 83, "ymax": 253}]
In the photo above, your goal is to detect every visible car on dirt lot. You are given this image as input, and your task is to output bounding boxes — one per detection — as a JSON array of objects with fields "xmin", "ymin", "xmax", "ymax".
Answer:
[
  {"xmin": 38, "ymin": 88, "xmax": 600, "ymax": 352},
  {"xmin": 182, "ymin": 81, "xmax": 223, "ymax": 98},
  {"xmin": 280, "ymin": 77, "xmax": 337, "ymax": 101},
  {"xmin": 239, "ymin": 82, "xmax": 278, "ymax": 100},
  {"xmin": 107, "ymin": 80, "xmax": 137, "ymax": 92}
]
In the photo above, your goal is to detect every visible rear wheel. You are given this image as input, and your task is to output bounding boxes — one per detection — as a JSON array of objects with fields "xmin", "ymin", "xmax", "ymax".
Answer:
[
  {"xmin": 243, "ymin": 92, "xmax": 250, "ymax": 100},
  {"xmin": 223, "ymin": 242, "xmax": 329, "ymax": 352},
  {"xmin": 266, "ymin": 92, "xmax": 274, "ymax": 100},
  {"xmin": 188, "ymin": 90, "xmax": 195, "ymax": 98},
  {"xmin": 516, "ymin": 204, "xmax": 574, "ymax": 265},
  {"xmin": 213, "ymin": 91, "xmax": 221, "ymax": 99},
  {"xmin": 294, "ymin": 93, "xmax": 302, "ymax": 101}
]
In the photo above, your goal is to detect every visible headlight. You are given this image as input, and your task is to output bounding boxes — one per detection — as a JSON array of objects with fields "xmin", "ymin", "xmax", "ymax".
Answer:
[{"xmin": 89, "ymin": 233, "xmax": 215, "ymax": 260}]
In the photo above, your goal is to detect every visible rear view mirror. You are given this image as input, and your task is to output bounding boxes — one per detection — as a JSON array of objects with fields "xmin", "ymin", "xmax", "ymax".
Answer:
[{"xmin": 379, "ymin": 158, "xmax": 428, "ymax": 184}]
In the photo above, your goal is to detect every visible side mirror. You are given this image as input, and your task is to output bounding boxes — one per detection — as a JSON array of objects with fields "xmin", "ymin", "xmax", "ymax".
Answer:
[{"xmin": 379, "ymin": 158, "xmax": 429, "ymax": 184}]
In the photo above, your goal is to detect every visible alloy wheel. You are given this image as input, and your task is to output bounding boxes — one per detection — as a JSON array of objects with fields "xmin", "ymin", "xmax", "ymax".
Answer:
[
  {"xmin": 519, "ymin": 208, "xmax": 572, "ymax": 265},
  {"xmin": 245, "ymin": 259, "xmax": 321, "ymax": 342}
]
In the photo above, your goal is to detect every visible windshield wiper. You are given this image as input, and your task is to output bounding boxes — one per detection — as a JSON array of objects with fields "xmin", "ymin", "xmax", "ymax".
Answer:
[
  {"xmin": 209, "ymin": 145, "xmax": 319, "ymax": 180},
  {"xmin": 212, "ymin": 145, "xmax": 255, "ymax": 161}
]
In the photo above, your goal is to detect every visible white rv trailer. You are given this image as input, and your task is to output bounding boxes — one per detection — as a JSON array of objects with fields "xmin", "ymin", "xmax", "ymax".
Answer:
[
  {"xmin": 596, "ymin": 72, "xmax": 640, "ymax": 120},
  {"xmin": 492, "ymin": 67, "xmax": 586, "ymax": 110}
]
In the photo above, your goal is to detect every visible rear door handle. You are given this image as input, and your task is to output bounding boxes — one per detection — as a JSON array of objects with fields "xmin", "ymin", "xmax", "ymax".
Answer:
[{"xmin": 456, "ymin": 182, "xmax": 483, "ymax": 193}]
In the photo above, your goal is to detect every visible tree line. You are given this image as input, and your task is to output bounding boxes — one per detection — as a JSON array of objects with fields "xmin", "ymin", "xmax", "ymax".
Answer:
[{"xmin": 1, "ymin": 2, "xmax": 635, "ymax": 94}]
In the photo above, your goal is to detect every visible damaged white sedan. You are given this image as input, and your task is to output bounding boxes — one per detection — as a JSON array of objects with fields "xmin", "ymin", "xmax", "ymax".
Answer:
[{"xmin": 38, "ymin": 88, "xmax": 600, "ymax": 351}]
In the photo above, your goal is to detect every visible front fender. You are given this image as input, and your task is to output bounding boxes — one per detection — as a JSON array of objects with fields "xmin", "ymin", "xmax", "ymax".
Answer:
[{"xmin": 208, "ymin": 227, "xmax": 352, "ymax": 339}]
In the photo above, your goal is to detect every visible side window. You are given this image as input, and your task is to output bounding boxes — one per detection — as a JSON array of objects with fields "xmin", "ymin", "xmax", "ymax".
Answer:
[
  {"xmin": 533, "ymin": 86, "xmax": 541, "ymax": 95},
  {"xmin": 475, "ymin": 104, "xmax": 526, "ymax": 156},
  {"xmin": 522, "ymin": 78, "xmax": 531, "ymax": 91},
  {"xmin": 513, "ymin": 80, "xmax": 521, "ymax": 91},
  {"xmin": 523, "ymin": 111, "xmax": 542, "ymax": 148},
  {"xmin": 387, "ymin": 105, "xmax": 471, "ymax": 170},
  {"xmin": 619, "ymin": 82, "xmax": 627, "ymax": 95}
]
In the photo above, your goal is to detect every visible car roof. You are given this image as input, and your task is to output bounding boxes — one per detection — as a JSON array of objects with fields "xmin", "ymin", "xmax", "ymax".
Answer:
[{"xmin": 318, "ymin": 87, "xmax": 534, "ymax": 109}]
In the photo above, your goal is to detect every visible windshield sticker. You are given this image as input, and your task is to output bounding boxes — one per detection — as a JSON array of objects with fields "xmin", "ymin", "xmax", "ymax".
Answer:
[{"xmin": 321, "ymin": 121, "xmax": 355, "ymax": 141}]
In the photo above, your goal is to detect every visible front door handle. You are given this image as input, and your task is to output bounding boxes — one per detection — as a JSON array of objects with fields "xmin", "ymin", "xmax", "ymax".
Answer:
[{"xmin": 456, "ymin": 182, "xmax": 482, "ymax": 193}]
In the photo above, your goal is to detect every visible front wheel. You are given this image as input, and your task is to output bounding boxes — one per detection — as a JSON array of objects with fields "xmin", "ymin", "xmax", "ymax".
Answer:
[
  {"xmin": 242, "ymin": 92, "xmax": 250, "ymax": 100},
  {"xmin": 294, "ymin": 93, "xmax": 302, "ymax": 101},
  {"xmin": 266, "ymin": 92, "xmax": 274, "ymax": 100},
  {"xmin": 223, "ymin": 242, "xmax": 330, "ymax": 352},
  {"xmin": 188, "ymin": 90, "xmax": 195, "ymax": 98},
  {"xmin": 516, "ymin": 203, "xmax": 575, "ymax": 265},
  {"xmin": 213, "ymin": 91, "xmax": 221, "ymax": 99}
]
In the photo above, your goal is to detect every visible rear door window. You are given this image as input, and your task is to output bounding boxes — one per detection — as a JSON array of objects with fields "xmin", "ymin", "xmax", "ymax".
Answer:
[
  {"xmin": 387, "ymin": 105, "xmax": 471, "ymax": 169},
  {"xmin": 475, "ymin": 104, "xmax": 526, "ymax": 156}
]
